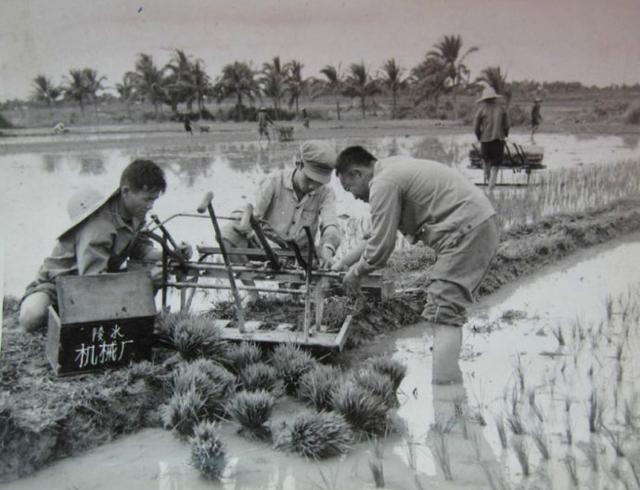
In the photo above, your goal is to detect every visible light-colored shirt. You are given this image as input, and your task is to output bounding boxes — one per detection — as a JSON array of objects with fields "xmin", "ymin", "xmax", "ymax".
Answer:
[
  {"xmin": 352, "ymin": 156, "xmax": 496, "ymax": 276},
  {"xmin": 473, "ymin": 101, "xmax": 510, "ymax": 142},
  {"xmin": 253, "ymin": 168, "xmax": 340, "ymax": 250},
  {"xmin": 31, "ymin": 196, "xmax": 154, "ymax": 285}
]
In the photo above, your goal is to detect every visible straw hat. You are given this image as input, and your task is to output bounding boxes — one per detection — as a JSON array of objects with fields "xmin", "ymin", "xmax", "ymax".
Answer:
[
  {"xmin": 58, "ymin": 187, "xmax": 119, "ymax": 239},
  {"xmin": 476, "ymin": 86, "xmax": 502, "ymax": 102},
  {"xmin": 297, "ymin": 141, "xmax": 337, "ymax": 185}
]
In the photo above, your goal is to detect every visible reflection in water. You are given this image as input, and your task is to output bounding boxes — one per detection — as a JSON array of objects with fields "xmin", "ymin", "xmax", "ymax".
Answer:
[
  {"xmin": 621, "ymin": 133, "xmax": 640, "ymax": 150},
  {"xmin": 79, "ymin": 155, "xmax": 106, "ymax": 175},
  {"xmin": 41, "ymin": 153, "xmax": 63, "ymax": 173},
  {"xmin": 410, "ymin": 136, "xmax": 463, "ymax": 166},
  {"xmin": 161, "ymin": 155, "xmax": 215, "ymax": 188}
]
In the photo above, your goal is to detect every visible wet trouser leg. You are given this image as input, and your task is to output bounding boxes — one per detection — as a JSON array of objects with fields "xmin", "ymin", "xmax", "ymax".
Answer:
[{"xmin": 421, "ymin": 216, "xmax": 500, "ymax": 384}]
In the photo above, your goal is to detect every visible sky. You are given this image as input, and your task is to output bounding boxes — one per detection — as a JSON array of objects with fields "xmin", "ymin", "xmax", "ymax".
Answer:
[{"xmin": 1, "ymin": 0, "xmax": 639, "ymax": 101}]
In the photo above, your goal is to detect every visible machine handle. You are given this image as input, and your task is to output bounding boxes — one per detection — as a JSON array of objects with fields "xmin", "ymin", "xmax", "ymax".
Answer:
[{"xmin": 197, "ymin": 191, "xmax": 214, "ymax": 214}]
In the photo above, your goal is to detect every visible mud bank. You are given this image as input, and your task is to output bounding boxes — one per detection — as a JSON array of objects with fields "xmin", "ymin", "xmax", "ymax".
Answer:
[{"xmin": 1, "ymin": 198, "xmax": 640, "ymax": 482}]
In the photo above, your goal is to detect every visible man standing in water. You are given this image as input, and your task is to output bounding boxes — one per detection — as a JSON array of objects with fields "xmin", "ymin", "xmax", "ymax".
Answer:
[
  {"xmin": 19, "ymin": 159, "xmax": 190, "ymax": 333},
  {"xmin": 333, "ymin": 146, "xmax": 499, "ymax": 384},
  {"xmin": 473, "ymin": 86, "xmax": 510, "ymax": 190}
]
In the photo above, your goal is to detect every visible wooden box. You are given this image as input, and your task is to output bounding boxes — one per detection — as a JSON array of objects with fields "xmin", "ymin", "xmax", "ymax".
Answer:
[{"xmin": 46, "ymin": 271, "xmax": 157, "ymax": 375}]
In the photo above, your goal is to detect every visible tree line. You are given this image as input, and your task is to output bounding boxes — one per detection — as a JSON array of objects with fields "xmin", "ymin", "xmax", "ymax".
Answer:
[{"xmin": 27, "ymin": 34, "xmax": 638, "ymax": 122}]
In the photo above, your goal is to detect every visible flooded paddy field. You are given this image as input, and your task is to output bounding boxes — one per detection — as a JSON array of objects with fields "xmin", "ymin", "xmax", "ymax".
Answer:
[
  {"xmin": 3, "ymin": 235, "xmax": 640, "ymax": 490},
  {"xmin": 1, "ymin": 129, "xmax": 640, "ymax": 489},
  {"xmin": 1, "ymin": 131, "xmax": 639, "ymax": 298}
]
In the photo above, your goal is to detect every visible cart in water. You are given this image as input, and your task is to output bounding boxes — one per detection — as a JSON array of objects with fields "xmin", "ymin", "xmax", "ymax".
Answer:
[{"xmin": 468, "ymin": 141, "xmax": 545, "ymax": 186}]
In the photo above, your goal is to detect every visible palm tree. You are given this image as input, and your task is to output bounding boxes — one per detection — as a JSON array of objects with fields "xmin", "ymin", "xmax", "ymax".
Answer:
[
  {"xmin": 128, "ymin": 53, "xmax": 166, "ymax": 116},
  {"xmin": 214, "ymin": 61, "xmax": 260, "ymax": 121},
  {"xmin": 344, "ymin": 62, "xmax": 380, "ymax": 119},
  {"xmin": 164, "ymin": 49, "xmax": 195, "ymax": 113},
  {"xmin": 285, "ymin": 60, "xmax": 306, "ymax": 115},
  {"xmin": 116, "ymin": 72, "xmax": 137, "ymax": 118},
  {"xmin": 190, "ymin": 61, "xmax": 213, "ymax": 118},
  {"xmin": 31, "ymin": 75, "xmax": 60, "ymax": 106},
  {"xmin": 476, "ymin": 66, "xmax": 511, "ymax": 103},
  {"xmin": 63, "ymin": 69, "xmax": 89, "ymax": 113},
  {"xmin": 316, "ymin": 65, "xmax": 344, "ymax": 120},
  {"xmin": 427, "ymin": 34, "xmax": 478, "ymax": 92},
  {"xmin": 82, "ymin": 68, "xmax": 107, "ymax": 117},
  {"xmin": 379, "ymin": 58, "xmax": 406, "ymax": 119},
  {"xmin": 410, "ymin": 55, "xmax": 448, "ymax": 109},
  {"xmin": 260, "ymin": 56, "xmax": 289, "ymax": 120}
]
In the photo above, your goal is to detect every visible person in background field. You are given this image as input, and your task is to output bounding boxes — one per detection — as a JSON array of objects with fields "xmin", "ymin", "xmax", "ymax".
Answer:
[
  {"xmin": 19, "ymin": 160, "xmax": 191, "ymax": 333},
  {"xmin": 473, "ymin": 86, "xmax": 510, "ymax": 190},
  {"xmin": 183, "ymin": 115, "xmax": 193, "ymax": 135},
  {"xmin": 530, "ymin": 97, "xmax": 543, "ymax": 143},
  {"xmin": 301, "ymin": 108, "xmax": 310, "ymax": 128},
  {"xmin": 257, "ymin": 107, "xmax": 273, "ymax": 143},
  {"xmin": 333, "ymin": 146, "xmax": 499, "ymax": 384},
  {"xmin": 221, "ymin": 141, "xmax": 341, "ymax": 305}
]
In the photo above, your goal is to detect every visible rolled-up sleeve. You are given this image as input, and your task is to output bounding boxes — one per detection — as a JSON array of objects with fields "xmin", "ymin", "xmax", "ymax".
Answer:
[
  {"xmin": 353, "ymin": 180, "xmax": 402, "ymax": 276},
  {"xmin": 318, "ymin": 187, "xmax": 340, "ymax": 250},
  {"xmin": 74, "ymin": 220, "xmax": 114, "ymax": 275},
  {"xmin": 253, "ymin": 175, "xmax": 277, "ymax": 219}
]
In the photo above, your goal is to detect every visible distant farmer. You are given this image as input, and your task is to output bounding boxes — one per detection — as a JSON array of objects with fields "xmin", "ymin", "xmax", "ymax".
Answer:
[
  {"xmin": 530, "ymin": 97, "xmax": 543, "ymax": 142},
  {"xmin": 257, "ymin": 107, "xmax": 273, "ymax": 143},
  {"xmin": 19, "ymin": 160, "xmax": 191, "ymax": 333},
  {"xmin": 301, "ymin": 108, "xmax": 310, "ymax": 128},
  {"xmin": 333, "ymin": 146, "xmax": 499, "ymax": 384},
  {"xmin": 473, "ymin": 86, "xmax": 510, "ymax": 190},
  {"xmin": 183, "ymin": 116, "xmax": 193, "ymax": 135},
  {"xmin": 221, "ymin": 140, "xmax": 341, "ymax": 304}
]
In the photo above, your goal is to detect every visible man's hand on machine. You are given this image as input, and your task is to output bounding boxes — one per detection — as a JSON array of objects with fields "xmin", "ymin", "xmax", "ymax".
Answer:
[
  {"xmin": 318, "ymin": 244, "xmax": 335, "ymax": 269},
  {"xmin": 342, "ymin": 265, "xmax": 363, "ymax": 296},
  {"xmin": 176, "ymin": 241, "xmax": 193, "ymax": 261}
]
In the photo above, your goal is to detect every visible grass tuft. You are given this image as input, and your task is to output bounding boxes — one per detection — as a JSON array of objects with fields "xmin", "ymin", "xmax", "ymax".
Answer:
[
  {"xmin": 276, "ymin": 411, "xmax": 353, "ymax": 459},
  {"xmin": 164, "ymin": 315, "xmax": 228, "ymax": 361},
  {"xmin": 162, "ymin": 385, "xmax": 207, "ymax": 437},
  {"xmin": 189, "ymin": 420, "xmax": 226, "ymax": 480},
  {"xmin": 367, "ymin": 356, "xmax": 407, "ymax": 391},
  {"xmin": 331, "ymin": 380, "xmax": 390, "ymax": 436},
  {"xmin": 238, "ymin": 362, "xmax": 279, "ymax": 393},
  {"xmin": 222, "ymin": 342, "xmax": 262, "ymax": 373},
  {"xmin": 227, "ymin": 390, "xmax": 274, "ymax": 440},
  {"xmin": 298, "ymin": 364, "xmax": 343, "ymax": 411},
  {"xmin": 270, "ymin": 344, "xmax": 318, "ymax": 396}
]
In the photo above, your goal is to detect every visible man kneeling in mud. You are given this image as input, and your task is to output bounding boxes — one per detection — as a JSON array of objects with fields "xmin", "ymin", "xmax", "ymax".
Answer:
[
  {"xmin": 19, "ymin": 159, "xmax": 190, "ymax": 333},
  {"xmin": 333, "ymin": 146, "xmax": 499, "ymax": 384},
  {"xmin": 220, "ymin": 140, "xmax": 341, "ymax": 305}
]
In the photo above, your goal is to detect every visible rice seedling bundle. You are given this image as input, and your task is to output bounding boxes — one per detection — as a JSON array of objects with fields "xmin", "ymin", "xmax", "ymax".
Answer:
[
  {"xmin": 331, "ymin": 380, "xmax": 390, "ymax": 436},
  {"xmin": 297, "ymin": 364, "xmax": 343, "ymax": 411},
  {"xmin": 270, "ymin": 344, "xmax": 318, "ymax": 396},
  {"xmin": 189, "ymin": 421, "xmax": 227, "ymax": 480},
  {"xmin": 276, "ymin": 411, "xmax": 353, "ymax": 459},
  {"xmin": 238, "ymin": 362, "xmax": 279, "ymax": 393}
]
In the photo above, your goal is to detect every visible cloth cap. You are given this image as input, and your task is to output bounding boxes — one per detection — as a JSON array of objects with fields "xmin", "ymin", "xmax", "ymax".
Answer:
[
  {"xmin": 476, "ymin": 86, "xmax": 502, "ymax": 103},
  {"xmin": 297, "ymin": 141, "xmax": 336, "ymax": 184},
  {"xmin": 59, "ymin": 187, "xmax": 119, "ymax": 239}
]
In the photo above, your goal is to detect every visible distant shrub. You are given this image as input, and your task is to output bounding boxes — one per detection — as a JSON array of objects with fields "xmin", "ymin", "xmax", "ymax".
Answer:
[
  {"xmin": 0, "ymin": 112, "xmax": 13, "ymax": 129},
  {"xmin": 624, "ymin": 102, "xmax": 640, "ymax": 125},
  {"xmin": 508, "ymin": 104, "xmax": 527, "ymax": 126}
]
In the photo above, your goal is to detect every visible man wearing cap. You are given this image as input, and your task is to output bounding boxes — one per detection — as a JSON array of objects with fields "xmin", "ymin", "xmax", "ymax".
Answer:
[
  {"xmin": 333, "ymin": 145, "xmax": 499, "ymax": 384},
  {"xmin": 473, "ymin": 86, "xmax": 510, "ymax": 190},
  {"xmin": 221, "ymin": 141, "xmax": 341, "ymax": 301},
  {"xmin": 18, "ymin": 159, "xmax": 184, "ymax": 333}
]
